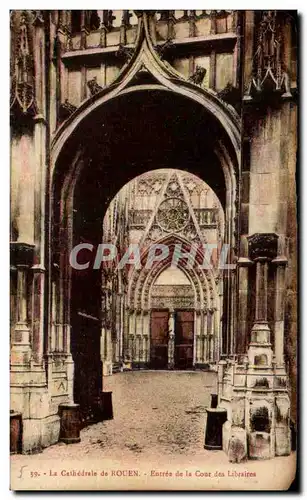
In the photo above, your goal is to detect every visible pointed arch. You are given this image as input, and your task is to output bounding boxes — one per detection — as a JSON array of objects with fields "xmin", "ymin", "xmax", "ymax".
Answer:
[{"xmin": 127, "ymin": 233, "xmax": 219, "ymax": 313}]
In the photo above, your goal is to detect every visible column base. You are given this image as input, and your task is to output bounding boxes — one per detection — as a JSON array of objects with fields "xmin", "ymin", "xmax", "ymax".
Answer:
[
  {"xmin": 131, "ymin": 361, "xmax": 149, "ymax": 370},
  {"xmin": 222, "ymin": 422, "xmax": 247, "ymax": 463},
  {"xmin": 218, "ymin": 358, "xmax": 291, "ymax": 461},
  {"xmin": 103, "ymin": 361, "xmax": 113, "ymax": 376},
  {"xmin": 194, "ymin": 363, "xmax": 211, "ymax": 370},
  {"xmin": 22, "ymin": 415, "xmax": 61, "ymax": 454}
]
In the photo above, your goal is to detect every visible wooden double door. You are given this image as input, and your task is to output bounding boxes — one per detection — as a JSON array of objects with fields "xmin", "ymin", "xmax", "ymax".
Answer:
[{"xmin": 150, "ymin": 309, "xmax": 194, "ymax": 369}]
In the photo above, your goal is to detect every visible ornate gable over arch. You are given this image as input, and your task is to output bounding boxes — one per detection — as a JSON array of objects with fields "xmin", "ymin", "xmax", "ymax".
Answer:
[{"xmin": 51, "ymin": 11, "xmax": 241, "ymax": 169}]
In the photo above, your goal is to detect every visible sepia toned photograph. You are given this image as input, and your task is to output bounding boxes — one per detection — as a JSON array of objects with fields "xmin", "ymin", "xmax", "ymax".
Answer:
[{"xmin": 9, "ymin": 8, "xmax": 298, "ymax": 491}]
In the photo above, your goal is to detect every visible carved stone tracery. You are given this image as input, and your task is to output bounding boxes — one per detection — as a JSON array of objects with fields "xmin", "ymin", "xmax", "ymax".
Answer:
[
  {"xmin": 156, "ymin": 197, "xmax": 190, "ymax": 233},
  {"xmin": 244, "ymin": 11, "xmax": 291, "ymax": 100},
  {"xmin": 11, "ymin": 11, "xmax": 38, "ymax": 117}
]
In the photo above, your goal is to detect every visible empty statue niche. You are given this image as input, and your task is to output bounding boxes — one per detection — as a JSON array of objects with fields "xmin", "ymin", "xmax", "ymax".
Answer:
[
  {"xmin": 254, "ymin": 354, "xmax": 268, "ymax": 366},
  {"xmin": 275, "ymin": 400, "xmax": 290, "ymax": 425},
  {"xmin": 254, "ymin": 377, "xmax": 270, "ymax": 389},
  {"xmin": 275, "ymin": 377, "xmax": 287, "ymax": 388},
  {"xmin": 250, "ymin": 405, "xmax": 271, "ymax": 433}
]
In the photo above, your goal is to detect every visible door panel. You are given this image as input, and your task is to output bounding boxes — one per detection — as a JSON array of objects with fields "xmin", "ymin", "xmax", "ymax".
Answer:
[
  {"xmin": 150, "ymin": 310, "xmax": 169, "ymax": 369},
  {"xmin": 175, "ymin": 310, "xmax": 194, "ymax": 369}
]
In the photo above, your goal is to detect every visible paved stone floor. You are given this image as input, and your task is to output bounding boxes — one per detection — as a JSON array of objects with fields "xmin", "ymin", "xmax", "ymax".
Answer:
[
  {"xmin": 38, "ymin": 370, "xmax": 217, "ymax": 461},
  {"xmin": 11, "ymin": 371, "xmax": 296, "ymax": 491}
]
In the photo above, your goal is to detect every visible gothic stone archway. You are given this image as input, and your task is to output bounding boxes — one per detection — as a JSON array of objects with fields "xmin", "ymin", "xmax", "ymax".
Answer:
[{"xmin": 49, "ymin": 13, "xmax": 240, "ymax": 419}]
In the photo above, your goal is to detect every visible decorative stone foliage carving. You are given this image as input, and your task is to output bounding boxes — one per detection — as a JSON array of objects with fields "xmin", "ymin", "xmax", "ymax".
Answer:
[
  {"xmin": 115, "ymin": 44, "xmax": 134, "ymax": 62},
  {"xmin": 189, "ymin": 66, "xmax": 207, "ymax": 86},
  {"xmin": 87, "ymin": 77, "xmax": 103, "ymax": 96},
  {"xmin": 248, "ymin": 232, "xmax": 278, "ymax": 260},
  {"xmin": 217, "ymin": 83, "xmax": 241, "ymax": 112},
  {"xmin": 130, "ymin": 209, "xmax": 151, "ymax": 228},
  {"xmin": 32, "ymin": 10, "xmax": 45, "ymax": 26},
  {"xmin": 164, "ymin": 176, "xmax": 182, "ymax": 198},
  {"xmin": 59, "ymin": 99, "xmax": 77, "ymax": 121},
  {"xmin": 156, "ymin": 39, "xmax": 175, "ymax": 59},
  {"xmin": 137, "ymin": 175, "xmax": 165, "ymax": 195}
]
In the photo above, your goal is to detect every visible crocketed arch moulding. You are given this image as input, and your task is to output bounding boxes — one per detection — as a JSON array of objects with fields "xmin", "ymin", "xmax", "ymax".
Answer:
[
  {"xmin": 129, "ymin": 243, "xmax": 218, "ymax": 312},
  {"xmin": 51, "ymin": 12, "xmax": 241, "ymax": 174},
  {"xmin": 135, "ymin": 246, "xmax": 218, "ymax": 311}
]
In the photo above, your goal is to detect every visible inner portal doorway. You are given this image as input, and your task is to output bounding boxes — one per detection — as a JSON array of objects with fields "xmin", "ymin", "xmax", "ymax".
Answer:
[
  {"xmin": 149, "ymin": 309, "xmax": 195, "ymax": 370},
  {"xmin": 174, "ymin": 310, "xmax": 194, "ymax": 369},
  {"xmin": 100, "ymin": 168, "xmax": 226, "ymax": 373},
  {"xmin": 150, "ymin": 310, "xmax": 169, "ymax": 369}
]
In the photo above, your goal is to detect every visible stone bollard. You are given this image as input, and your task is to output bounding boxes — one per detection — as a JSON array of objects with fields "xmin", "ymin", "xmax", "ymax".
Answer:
[
  {"xmin": 101, "ymin": 391, "xmax": 114, "ymax": 420},
  {"xmin": 58, "ymin": 403, "xmax": 81, "ymax": 444},
  {"xmin": 204, "ymin": 395, "xmax": 227, "ymax": 450},
  {"xmin": 211, "ymin": 393, "xmax": 218, "ymax": 409}
]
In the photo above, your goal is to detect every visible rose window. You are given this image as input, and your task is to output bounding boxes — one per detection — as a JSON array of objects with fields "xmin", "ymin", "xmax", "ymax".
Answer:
[{"xmin": 156, "ymin": 197, "xmax": 190, "ymax": 233}]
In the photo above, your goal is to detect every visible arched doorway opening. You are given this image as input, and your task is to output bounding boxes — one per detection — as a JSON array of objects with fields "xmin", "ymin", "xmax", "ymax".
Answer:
[
  {"xmin": 100, "ymin": 168, "xmax": 225, "ymax": 374},
  {"xmin": 50, "ymin": 88, "xmax": 239, "ymax": 421}
]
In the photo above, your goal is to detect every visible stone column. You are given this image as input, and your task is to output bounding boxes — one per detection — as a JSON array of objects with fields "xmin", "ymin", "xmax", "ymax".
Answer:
[
  {"xmin": 272, "ymin": 256, "xmax": 288, "ymax": 367},
  {"xmin": 168, "ymin": 309, "xmax": 175, "ymax": 369},
  {"xmin": 10, "ymin": 244, "xmax": 35, "ymax": 366},
  {"xmin": 80, "ymin": 11, "xmax": 88, "ymax": 49},
  {"xmin": 207, "ymin": 308, "xmax": 214, "ymax": 363},
  {"xmin": 128, "ymin": 309, "xmax": 135, "ymax": 364},
  {"xmin": 203, "ymin": 310, "xmax": 208, "ymax": 362},
  {"xmin": 136, "ymin": 334, "xmax": 141, "ymax": 365},
  {"xmin": 195, "ymin": 309, "xmax": 201, "ymax": 365},
  {"xmin": 213, "ymin": 307, "xmax": 220, "ymax": 363},
  {"xmin": 31, "ymin": 265, "xmax": 45, "ymax": 364},
  {"xmin": 148, "ymin": 11, "xmax": 157, "ymax": 45},
  {"xmin": 188, "ymin": 10, "xmax": 196, "ymax": 38},
  {"xmin": 13, "ymin": 265, "xmax": 31, "ymax": 364},
  {"xmin": 135, "ymin": 310, "xmax": 142, "ymax": 366},
  {"xmin": 99, "ymin": 10, "xmax": 108, "ymax": 47},
  {"xmin": 119, "ymin": 293, "xmax": 124, "ymax": 366},
  {"xmin": 245, "ymin": 233, "xmax": 291, "ymax": 459},
  {"xmin": 143, "ymin": 309, "xmax": 150, "ymax": 365},
  {"xmin": 123, "ymin": 304, "xmax": 130, "ymax": 362},
  {"xmin": 237, "ymin": 257, "xmax": 253, "ymax": 354},
  {"xmin": 199, "ymin": 310, "xmax": 205, "ymax": 364},
  {"xmin": 247, "ymin": 234, "xmax": 279, "ymax": 350},
  {"xmin": 250, "ymin": 255, "xmax": 271, "ymax": 347},
  {"xmin": 120, "ymin": 11, "xmax": 131, "ymax": 45}
]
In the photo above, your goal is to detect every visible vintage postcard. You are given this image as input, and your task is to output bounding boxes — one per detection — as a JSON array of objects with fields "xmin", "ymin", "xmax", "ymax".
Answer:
[{"xmin": 10, "ymin": 9, "xmax": 298, "ymax": 491}]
